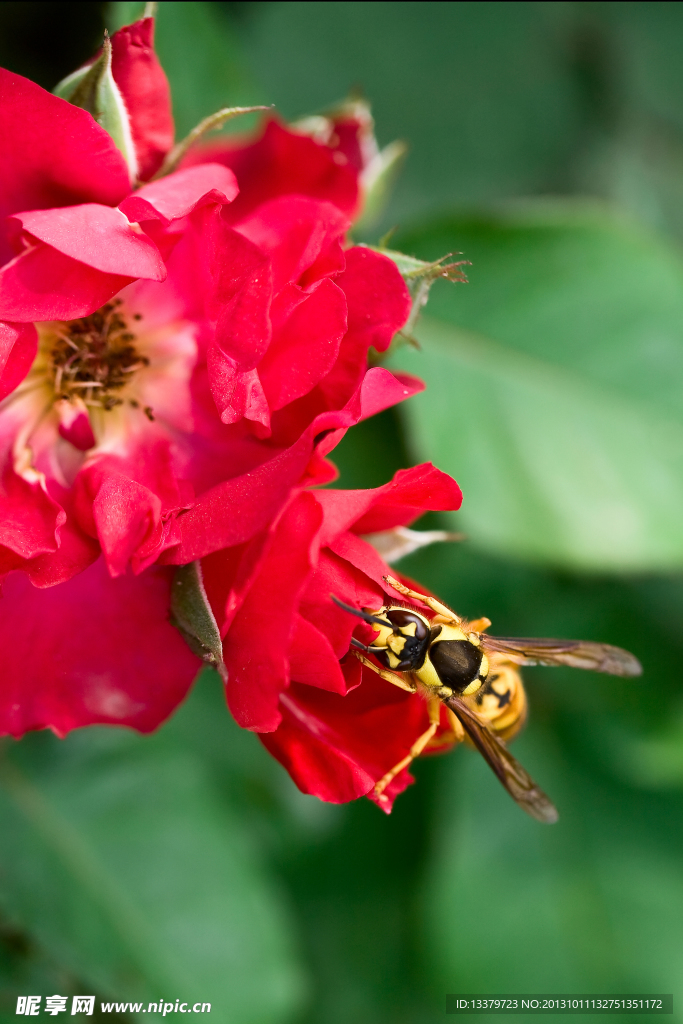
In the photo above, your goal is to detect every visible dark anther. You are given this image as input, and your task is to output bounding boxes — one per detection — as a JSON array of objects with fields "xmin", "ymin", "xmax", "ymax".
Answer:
[{"xmin": 49, "ymin": 302, "xmax": 149, "ymax": 413}]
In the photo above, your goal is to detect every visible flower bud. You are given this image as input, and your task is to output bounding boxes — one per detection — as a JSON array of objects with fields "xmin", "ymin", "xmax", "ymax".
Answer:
[
  {"xmin": 53, "ymin": 34, "xmax": 138, "ymax": 183},
  {"xmin": 294, "ymin": 97, "xmax": 406, "ymax": 229}
]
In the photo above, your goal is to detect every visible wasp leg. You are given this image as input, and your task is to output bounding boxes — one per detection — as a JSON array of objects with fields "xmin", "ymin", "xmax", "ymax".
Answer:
[
  {"xmin": 446, "ymin": 707, "xmax": 466, "ymax": 743},
  {"xmin": 383, "ymin": 574, "xmax": 461, "ymax": 623},
  {"xmin": 374, "ymin": 695, "xmax": 442, "ymax": 802},
  {"xmin": 352, "ymin": 651, "xmax": 417, "ymax": 693},
  {"xmin": 467, "ymin": 616, "xmax": 492, "ymax": 633}
]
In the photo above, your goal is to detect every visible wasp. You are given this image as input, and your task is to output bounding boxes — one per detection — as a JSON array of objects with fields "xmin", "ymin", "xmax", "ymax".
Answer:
[{"xmin": 333, "ymin": 575, "xmax": 642, "ymax": 823}]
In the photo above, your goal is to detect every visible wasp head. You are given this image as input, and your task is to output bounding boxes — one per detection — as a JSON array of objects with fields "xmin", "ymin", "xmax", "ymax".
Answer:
[
  {"xmin": 373, "ymin": 606, "xmax": 435, "ymax": 671},
  {"xmin": 332, "ymin": 596, "xmax": 435, "ymax": 673}
]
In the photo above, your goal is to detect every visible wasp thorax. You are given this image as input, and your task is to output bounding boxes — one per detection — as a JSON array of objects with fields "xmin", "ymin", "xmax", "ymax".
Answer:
[
  {"xmin": 47, "ymin": 300, "xmax": 151, "ymax": 415},
  {"xmin": 428, "ymin": 638, "xmax": 488, "ymax": 695}
]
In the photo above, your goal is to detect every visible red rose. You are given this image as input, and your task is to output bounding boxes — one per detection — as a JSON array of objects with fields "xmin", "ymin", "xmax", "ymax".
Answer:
[{"xmin": 0, "ymin": 28, "xmax": 420, "ymax": 737}]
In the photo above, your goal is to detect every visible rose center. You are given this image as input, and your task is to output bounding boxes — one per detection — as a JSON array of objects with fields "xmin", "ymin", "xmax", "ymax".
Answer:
[{"xmin": 49, "ymin": 299, "xmax": 150, "ymax": 413}]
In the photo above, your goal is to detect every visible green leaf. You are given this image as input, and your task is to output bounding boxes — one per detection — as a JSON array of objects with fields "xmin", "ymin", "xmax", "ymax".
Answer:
[
  {"xmin": 390, "ymin": 203, "xmax": 683, "ymax": 570},
  {"xmin": 0, "ymin": 718, "xmax": 306, "ymax": 1022},
  {"xmin": 421, "ymin": 730, "xmax": 683, "ymax": 994}
]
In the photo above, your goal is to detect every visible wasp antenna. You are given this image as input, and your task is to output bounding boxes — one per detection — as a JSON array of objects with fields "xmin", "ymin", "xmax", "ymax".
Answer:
[
  {"xmin": 330, "ymin": 595, "xmax": 393, "ymax": 629},
  {"xmin": 349, "ymin": 637, "xmax": 371, "ymax": 652}
]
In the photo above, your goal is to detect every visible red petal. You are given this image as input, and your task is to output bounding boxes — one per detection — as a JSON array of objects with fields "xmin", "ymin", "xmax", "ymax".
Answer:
[
  {"xmin": 328, "ymin": 114, "xmax": 374, "ymax": 174},
  {"xmin": 260, "ymin": 674, "xmax": 429, "ymax": 809},
  {"xmin": 288, "ymin": 615, "xmax": 351, "ymax": 695},
  {"xmin": 261, "ymin": 701, "xmax": 376, "ymax": 805},
  {"xmin": 223, "ymin": 492, "xmax": 323, "ymax": 732},
  {"xmin": 338, "ymin": 247, "xmax": 412, "ymax": 353},
  {"xmin": 75, "ymin": 438, "xmax": 189, "ymax": 576},
  {"xmin": 0, "ymin": 559, "xmax": 200, "ymax": 737},
  {"xmin": 76, "ymin": 466, "xmax": 161, "ymax": 577},
  {"xmin": 13, "ymin": 205, "xmax": 166, "ymax": 279},
  {"xmin": 57, "ymin": 407, "xmax": 96, "ymax": 451},
  {"xmin": 0, "ymin": 321, "xmax": 37, "ymax": 400},
  {"xmin": 352, "ymin": 368, "xmax": 424, "ymax": 422},
  {"xmin": 12, "ymin": 504, "xmax": 100, "ymax": 589},
  {"xmin": 0, "ymin": 69, "xmax": 130, "ymax": 266},
  {"xmin": 310, "ymin": 247, "xmax": 412, "ymax": 415},
  {"xmin": 162, "ymin": 428, "xmax": 316, "ymax": 563},
  {"xmin": 260, "ymin": 278, "xmax": 347, "ymax": 411},
  {"xmin": 299, "ymin": 549, "xmax": 384, "ymax": 659},
  {"xmin": 0, "ymin": 243, "xmax": 133, "ymax": 322},
  {"xmin": 327, "ymin": 531, "xmax": 400, "ymax": 593},
  {"xmin": 207, "ymin": 355, "xmax": 271, "ymax": 429},
  {"xmin": 0, "ymin": 480, "xmax": 100, "ymax": 589},
  {"xmin": 200, "ymin": 536, "xmax": 269, "ymax": 637},
  {"xmin": 119, "ymin": 164, "xmax": 238, "ymax": 225},
  {"xmin": 235, "ymin": 194, "xmax": 348, "ymax": 292},
  {"xmin": 184, "ymin": 119, "xmax": 359, "ymax": 221},
  {"xmin": 110, "ymin": 17, "xmax": 174, "ymax": 181},
  {"xmin": 303, "ymin": 367, "xmax": 424, "ymax": 462},
  {"xmin": 0, "ymin": 469, "xmax": 65, "ymax": 561},
  {"xmin": 351, "ymin": 463, "xmax": 463, "ymax": 534},
  {"xmin": 213, "ymin": 255, "xmax": 273, "ymax": 372},
  {"xmin": 313, "ymin": 463, "xmax": 463, "ymax": 546},
  {"xmin": 164, "ymin": 374, "xmax": 408, "ymax": 564},
  {"xmin": 206, "ymin": 208, "xmax": 271, "ymax": 314}
]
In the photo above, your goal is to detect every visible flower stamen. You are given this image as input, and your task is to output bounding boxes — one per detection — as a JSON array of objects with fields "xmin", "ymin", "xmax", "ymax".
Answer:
[{"xmin": 48, "ymin": 299, "xmax": 150, "ymax": 413}]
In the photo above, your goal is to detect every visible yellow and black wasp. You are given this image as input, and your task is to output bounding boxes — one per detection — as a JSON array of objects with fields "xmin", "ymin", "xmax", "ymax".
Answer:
[{"xmin": 334, "ymin": 575, "xmax": 642, "ymax": 823}]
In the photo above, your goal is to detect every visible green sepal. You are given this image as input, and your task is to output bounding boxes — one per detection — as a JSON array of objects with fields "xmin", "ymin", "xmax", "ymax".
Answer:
[
  {"xmin": 367, "ymin": 246, "xmax": 469, "ymax": 343},
  {"xmin": 354, "ymin": 140, "xmax": 408, "ymax": 234},
  {"xmin": 170, "ymin": 562, "xmax": 227, "ymax": 681},
  {"xmin": 53, "ymin": 35, "xmax": 138, "ymax": 183},
  {"xmin": 154, "ymin": 105, "xmax": 271, "ymax": 179}
]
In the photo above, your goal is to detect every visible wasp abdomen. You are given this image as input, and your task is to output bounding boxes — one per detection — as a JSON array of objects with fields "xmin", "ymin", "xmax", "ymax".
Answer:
[{"xmin": 429, "ymin": 639, "xmax": 486, "ymax": 693}]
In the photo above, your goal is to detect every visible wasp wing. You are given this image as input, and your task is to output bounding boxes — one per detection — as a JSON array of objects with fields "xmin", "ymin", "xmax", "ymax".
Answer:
[
  {"xmin": 445, "ymin": 694, "xmax": 558, "ymax": 823},
  {"xmin": 480, "ymin": 635, "xmax": 641, "ymax": 677}
]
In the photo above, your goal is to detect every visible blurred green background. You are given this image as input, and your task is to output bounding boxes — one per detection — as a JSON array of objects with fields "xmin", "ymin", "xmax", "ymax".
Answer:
[{"xmin": 2, "ymin": 1, "xmax": 683, "ymax": 1021}]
